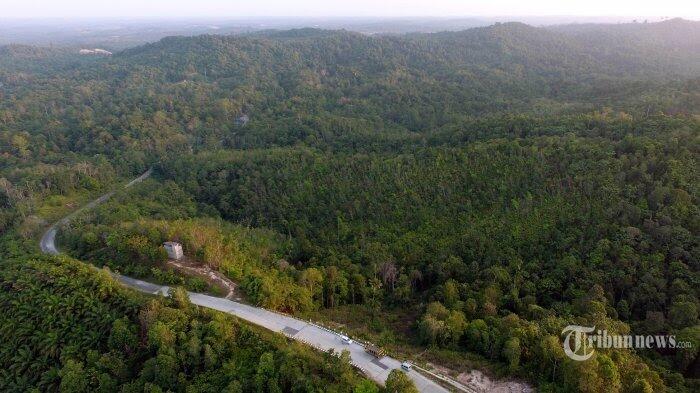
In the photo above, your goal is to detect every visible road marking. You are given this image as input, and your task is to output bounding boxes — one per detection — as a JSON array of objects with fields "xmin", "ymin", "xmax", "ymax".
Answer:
[
  {"xmin": 371, "ymin": 358, "xmax": 389, "ymax": 370},
  {"xmin": 282, "ymin": 326, "xmax": 299, "ymax": 336}
]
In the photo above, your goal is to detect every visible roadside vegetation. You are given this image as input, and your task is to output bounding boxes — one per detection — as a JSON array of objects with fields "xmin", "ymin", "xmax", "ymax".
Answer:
[{"xmin": 0, "ymin": 254, "xmax": 372, "ymax": 392}]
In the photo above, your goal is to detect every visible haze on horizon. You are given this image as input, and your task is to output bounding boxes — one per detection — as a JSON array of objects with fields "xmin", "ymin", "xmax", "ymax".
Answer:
[{"xmin": 2, "ymin": 0, "xmax": 698, "ymax": 19}]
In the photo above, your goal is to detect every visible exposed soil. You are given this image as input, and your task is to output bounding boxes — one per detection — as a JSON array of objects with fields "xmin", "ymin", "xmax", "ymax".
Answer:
[
  {"xmin": 426, "ymin": 363, "xmax": 534, "ymax": 393},
  {"xmin": 165, "ymin": 256, "xmax": 242, "ymax": 301}
]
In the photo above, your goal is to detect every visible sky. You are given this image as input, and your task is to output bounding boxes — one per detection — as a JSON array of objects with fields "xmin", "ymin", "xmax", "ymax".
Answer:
[{"xmin": 1, "ymin": 0, "xmax": 698, "ymax": 19}]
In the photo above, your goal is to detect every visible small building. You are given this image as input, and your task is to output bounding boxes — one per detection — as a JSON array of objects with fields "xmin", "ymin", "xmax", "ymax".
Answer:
[
  {"xmin": 78, "ymin": 48, "xmax": 113, "ymax": 56},
  {"xmin": 163, "ymin": 242, "xmax": 183, "ymax": 260},
  {"xmin": 235, "ymin": 114, "xmax": 249, "ymax": 127}
]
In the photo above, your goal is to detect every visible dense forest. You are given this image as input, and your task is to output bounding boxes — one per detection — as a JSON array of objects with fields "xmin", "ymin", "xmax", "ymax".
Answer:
[{"xmin": 1, "ymin": 18, "xmax": 699, "ymax": 392}]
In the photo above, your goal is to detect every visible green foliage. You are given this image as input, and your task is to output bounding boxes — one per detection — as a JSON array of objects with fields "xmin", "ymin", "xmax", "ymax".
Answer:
[
  {"xmin": 58, "ymin": 360, "xmax": 89, "ymax": 393},
  {"xmin": 384, "ymin": 370, "xmax": 418, "ymax": 393},
  {"xmin": 0, "ymin": 255, "xmax": 371, "ymax": 392},
  {"xmin": 418, "ymin": 302, "xmax": 467, "ymax": 347},
  {"xmin": 354, "ymin": 379, "xmax": 380, "ymax": 393},
  {"xmin": 503, "ymin": 338, "xmax": 521, "ymax": 372}
]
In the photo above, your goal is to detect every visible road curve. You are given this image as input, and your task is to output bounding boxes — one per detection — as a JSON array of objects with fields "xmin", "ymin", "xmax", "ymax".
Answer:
[
  {"xmin": 40, "ymin": 168, "xmax": 152, "ymax": 256},
  {"xmin": 39, "ymin": 170, "xmax": 450, "ymax": 393}
]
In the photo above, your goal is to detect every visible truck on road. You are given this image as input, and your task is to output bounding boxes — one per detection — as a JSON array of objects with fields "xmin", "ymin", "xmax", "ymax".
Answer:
[{"xmin": 365, "ymin": 344, "xmax": 385, "ymax": 358}]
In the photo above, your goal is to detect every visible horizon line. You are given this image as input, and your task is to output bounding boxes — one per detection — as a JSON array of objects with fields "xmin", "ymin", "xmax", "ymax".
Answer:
[{"xmin": 0, "ymin": 15, "xmax": 697, "ymax": 21}]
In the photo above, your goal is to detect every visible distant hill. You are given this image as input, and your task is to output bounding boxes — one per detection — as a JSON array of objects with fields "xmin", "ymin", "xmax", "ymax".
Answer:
[
  {"xmin": 118, "ymin": 19, "xmax": 700, "ymax": 78},
  {"xmin": 418, "ymin": 20, "xmax": 700, "ymax": 77},
  {"xmin": 106, "ymin": 20, "xmax": 699, "ymax": 116},
  {"xmin": 0, "ymin": 44, "xmax": 90, "ymax": 73},
  {"xmin": 551, "ymin": 18, "xmax": 700, "ymax": 50}
]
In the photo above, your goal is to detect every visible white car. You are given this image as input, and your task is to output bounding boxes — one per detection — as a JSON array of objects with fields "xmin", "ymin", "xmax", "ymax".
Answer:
[
  {"xmin": 401, "ymin": 362, "xmax": 413, "ymax": 371},
  {"xmin": 341, "ymin": 335, "xmax": 353, "ymax": 344}
]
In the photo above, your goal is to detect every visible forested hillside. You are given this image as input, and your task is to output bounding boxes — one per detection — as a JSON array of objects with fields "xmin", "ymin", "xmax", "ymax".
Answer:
[{"xmin": 1, "ymin": 19, "xmax": 699, "ymax": 392}]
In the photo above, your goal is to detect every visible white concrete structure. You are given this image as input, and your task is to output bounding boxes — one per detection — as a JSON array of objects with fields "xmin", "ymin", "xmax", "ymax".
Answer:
[
  {"xmin": 163, "ymin": 242, "xmax": 184, "ymax": 260},
  {"xmin": 79, "ymin": 48, "xmax": 113, "ymax": 55}
]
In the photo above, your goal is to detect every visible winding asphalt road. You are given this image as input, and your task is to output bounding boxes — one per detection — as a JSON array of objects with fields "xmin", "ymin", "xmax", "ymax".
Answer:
[{"xmin": 39, "ymin": 170, "xmax": 450, "ymax": 393}]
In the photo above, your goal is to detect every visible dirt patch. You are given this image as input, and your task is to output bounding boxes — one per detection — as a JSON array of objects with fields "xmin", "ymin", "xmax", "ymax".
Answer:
[
  {"xmin": 165, "ymin": 257, "xmax": 242, "ymax": 301},
  {"xmin": 426, "ymin": 363, "xmax": 533, "ymax": 393}
]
